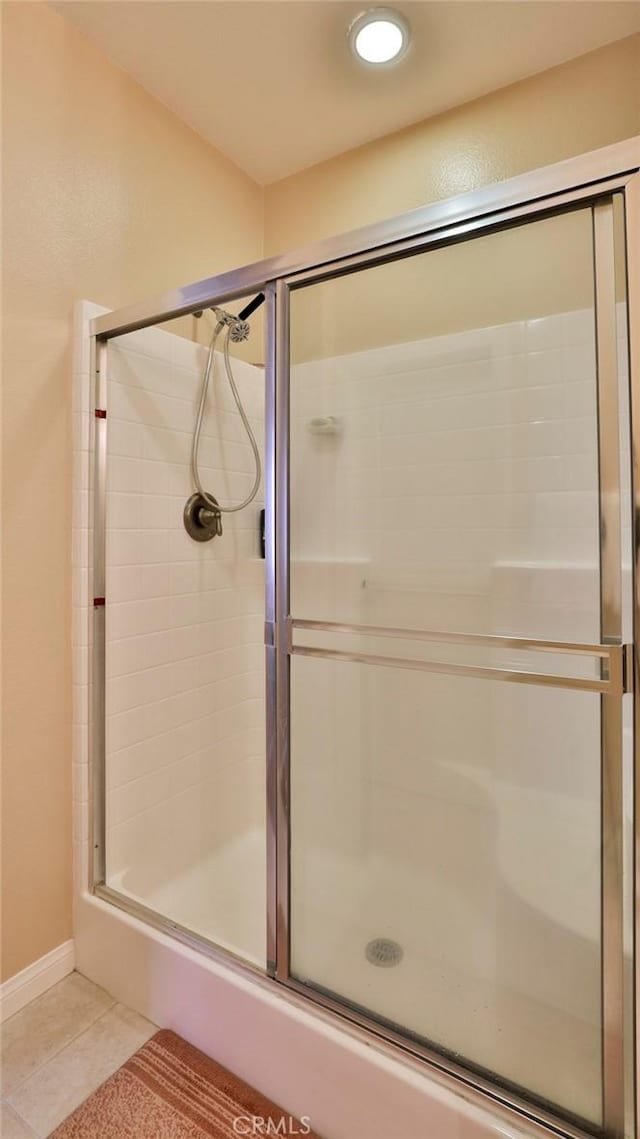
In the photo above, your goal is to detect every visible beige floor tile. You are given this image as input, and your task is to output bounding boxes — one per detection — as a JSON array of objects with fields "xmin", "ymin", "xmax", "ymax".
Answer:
[
  {"xmin": 1, "ymin": 1101, "xmax": 39, "ymax": 1139},
  {"xmin": 1, "ymin": 973, "xmax": 114, "ymax": 1098},
  {"xmin": 7, "ymin": 1003, "xmax": 156, "ymax": 1137}
]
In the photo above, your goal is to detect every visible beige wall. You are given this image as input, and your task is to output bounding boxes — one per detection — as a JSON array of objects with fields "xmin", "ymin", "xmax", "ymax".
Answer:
[
  {"xmin": 2, "ymin": 4, "xmax": 639, "ymax": 987},
  {"xmin": 265, "ymin": 34, "xmax": 640, "ymax": 254},
  {"xmin": 0, "ymin": 1, "xmax": 263, "ymax": 982}
]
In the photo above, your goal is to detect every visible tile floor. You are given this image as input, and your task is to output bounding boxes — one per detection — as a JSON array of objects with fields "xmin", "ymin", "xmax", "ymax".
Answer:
[{"xmin": 1, "ymin": 972, "xmax": 156, "ymax": 1137}]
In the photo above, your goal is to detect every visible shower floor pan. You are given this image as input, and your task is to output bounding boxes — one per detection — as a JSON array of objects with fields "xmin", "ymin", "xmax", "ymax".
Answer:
[
  {"xmin": 107, "ymin": 827, "xmax": 266, "ymax": 969},
  {"xmin": 107, "ymin": 809, "xmax": 599, "ymax": 1123}
]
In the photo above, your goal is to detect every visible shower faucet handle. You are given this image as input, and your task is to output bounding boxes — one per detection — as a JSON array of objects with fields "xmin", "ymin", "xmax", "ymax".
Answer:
[
  {"xmin": 183, "ymin": 493, "xmax": 223, "ymax": 541},
  {"xmin": 200, "ymin": 505, "xmax": 223, "ymax": 535}
]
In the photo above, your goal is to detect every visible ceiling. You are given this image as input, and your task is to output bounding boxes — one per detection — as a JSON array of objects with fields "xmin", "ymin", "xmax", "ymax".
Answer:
[{"xmin": 51, "ymin": 0, "xmax": 640, "ymax": 184}]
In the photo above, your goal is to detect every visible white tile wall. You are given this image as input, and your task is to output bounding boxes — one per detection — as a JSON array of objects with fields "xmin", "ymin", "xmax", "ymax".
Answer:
[
  {"xmin": 288, "ymin": 306, "xmax": 632, "ymax": 1121},
  {"xmin": 72, "ymin": 302, "xmax": 266, "ymax": 957},
  {"xmin": 104, "ymin": 322, "xmax": 266, "ymax": 894},
  {"xmin": 288, "ymin": 306, "xmax": 611, "ymax": 880},
  {"xmin": 289, "ymin": 301, "xmax": 629, "ymax": 845},
  {"xmin": 290, "ymin": 307, "xmax": 609, "ymax": 639}
]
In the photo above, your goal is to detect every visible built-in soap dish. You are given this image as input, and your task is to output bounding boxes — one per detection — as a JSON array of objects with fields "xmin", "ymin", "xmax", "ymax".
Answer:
[{"xmin": 307, "ymin": 415, "xmax": 342, "ymax": 436}]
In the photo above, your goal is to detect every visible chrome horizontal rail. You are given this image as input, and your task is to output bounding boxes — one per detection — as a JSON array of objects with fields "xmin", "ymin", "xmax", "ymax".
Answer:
[
  {"xmin": 281, "ymin": 176, "xmax": 632, "ymax": 291},
  {"xmin": 290, "ymin": 643, "xmax": 624, "ymax": 694},
  {"xmin": 90, "ymin": 137, "xmax": 640, "ymax": 340},
  {"xmin": 290, "ymin": 618, "xmax": 614, "ymax": 658},
  {"xmin": 289, "ymin": 621, "xmax": 629, "ymax": 690}
]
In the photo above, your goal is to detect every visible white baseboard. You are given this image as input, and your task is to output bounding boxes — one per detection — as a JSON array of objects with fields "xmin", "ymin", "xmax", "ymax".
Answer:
[{"xmin": 0, "ymin": 940, "xmax": 76, "ymax": 1023}]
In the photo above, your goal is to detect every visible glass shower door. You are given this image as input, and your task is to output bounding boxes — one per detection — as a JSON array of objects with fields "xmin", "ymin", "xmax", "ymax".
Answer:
[{"xmin": 282, "ymin": 204, "xmax": 628, "ymax": 1129}]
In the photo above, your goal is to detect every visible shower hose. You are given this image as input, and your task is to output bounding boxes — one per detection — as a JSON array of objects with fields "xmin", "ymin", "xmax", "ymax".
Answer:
[{"xmin": 190, "ymin": 313, "xmax": 261, "ymax": 535}]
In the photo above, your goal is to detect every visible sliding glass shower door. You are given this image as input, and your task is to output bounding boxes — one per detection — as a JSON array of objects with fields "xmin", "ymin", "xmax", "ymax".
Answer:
[
  {"xmin": 89, "ymin": 144, "xmax": 639, "ymax": 1139},
  {"xmin": 280, "ymin": 203, "xmax": 630, "ymax": 1130}
]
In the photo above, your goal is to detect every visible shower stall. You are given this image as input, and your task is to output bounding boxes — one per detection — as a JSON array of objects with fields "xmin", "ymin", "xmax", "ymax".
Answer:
[{"xmin": 74, "ymin": 137, "xmax": 640, "ymax": 1139}]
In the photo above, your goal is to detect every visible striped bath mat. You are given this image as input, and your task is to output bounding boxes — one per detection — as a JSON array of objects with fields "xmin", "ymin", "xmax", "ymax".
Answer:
[{"xmin": 51, "ymin": 1029, "xmax": 320, "ymax": 1138}]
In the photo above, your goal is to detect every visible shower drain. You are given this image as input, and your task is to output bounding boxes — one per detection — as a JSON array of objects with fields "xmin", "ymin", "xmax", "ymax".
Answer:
[{"xmin": 365, "ymin": 938, "xmax": 403, "ymax": 968}]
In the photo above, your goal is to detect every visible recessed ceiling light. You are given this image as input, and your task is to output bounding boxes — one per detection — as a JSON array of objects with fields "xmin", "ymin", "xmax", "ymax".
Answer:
[{"xmin": 348, "ymin": 8, "xmax": 411, "ymax": 65}]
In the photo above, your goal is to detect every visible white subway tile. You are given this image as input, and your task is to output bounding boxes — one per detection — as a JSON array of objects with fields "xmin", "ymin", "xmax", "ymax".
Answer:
[
  {"xmin": 108, "ymin": 455, "xmax": 143, "ymax": 494},
  {"xmin": 72, "ymin": 761, "xmax": 89, "ymax": 804},
  {"xmin": 524, "ymin": 313, "xmax": 564, "ymax": 351},
  {"xmin": 108, "ymin": 563, "xmax": 170, "ymax": 603},
  {"xmin": 109, "ymin": 418, "xmax": 143, "ymax": 459},
  {"xmin": 107, "ymin": 528, "xmax": 169, "ymax": 566},
  {"xmin": 72, "ymin": 722, "xmax": 88, "ymax": 768}
]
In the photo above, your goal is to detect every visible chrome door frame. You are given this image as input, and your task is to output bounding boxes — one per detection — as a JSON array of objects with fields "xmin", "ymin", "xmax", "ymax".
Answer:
[
  {"xmin": 271, "ymin": 168, "xmax": 638, "ymax": 1139},
  {"xmin": 629, "ymin": 167, "xmax": 640, "ymax": 1139},
  {"xmin": 87, "ymin": 137, "xmax": 640, "ymax": 1139},
  {"xmin": 90, "ymin": 138, "xmax": 638, "ymax": 341}
]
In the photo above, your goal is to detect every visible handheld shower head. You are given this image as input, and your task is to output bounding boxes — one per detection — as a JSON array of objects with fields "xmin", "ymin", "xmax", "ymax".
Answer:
[
  {"xmin": 212, "ymin": 309, "xmax": 251, "ymax": 342},
  {"xmin": 229, "ymin": 319, "xmax": 251, "ymax": 343}
]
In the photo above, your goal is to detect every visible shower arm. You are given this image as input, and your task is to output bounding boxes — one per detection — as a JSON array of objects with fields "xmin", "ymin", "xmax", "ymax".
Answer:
[
  {"xmin": 193, "ymin": 291, "xmax": 265, "ymax": 323},
  {"xmin": 237, "ymin": 292, "xmax": 266, "ymax": 321}
]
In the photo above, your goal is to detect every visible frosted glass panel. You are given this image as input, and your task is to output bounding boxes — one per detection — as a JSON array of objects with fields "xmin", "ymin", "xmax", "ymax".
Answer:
[
  {"xmin": 290, "ymin": 655, "xmax": 602, "ymax": 1121},
  {"xmin": 287, "ymin": 208, "xmax": 604, "ymax": 1123},
  {"xmin": 289, "ymin": 209, "xmax": 600, "ymax": 643},
  {"xmin": 103, "ymin": 318, "xmax": 266, "ymax": 967}
]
